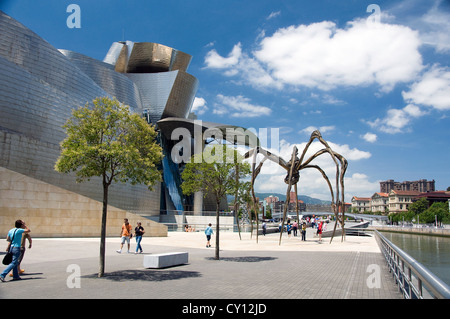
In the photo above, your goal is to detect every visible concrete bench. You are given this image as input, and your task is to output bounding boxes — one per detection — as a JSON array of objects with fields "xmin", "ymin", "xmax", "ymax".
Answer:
[{"xmin": 143, "ymin": 252, "xmax": 189, "ymax": 269}]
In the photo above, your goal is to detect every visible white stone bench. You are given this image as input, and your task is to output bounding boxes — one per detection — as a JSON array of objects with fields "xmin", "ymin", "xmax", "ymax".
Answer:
[{"xmin": 143, "ymin": 252, "xmax": 189, "ymax": 269}]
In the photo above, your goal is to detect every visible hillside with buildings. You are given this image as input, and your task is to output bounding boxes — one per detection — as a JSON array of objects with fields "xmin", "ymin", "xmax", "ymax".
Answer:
[{"xmin": 255, "ymin": 193, "xmax": 330, "ymax": 205}]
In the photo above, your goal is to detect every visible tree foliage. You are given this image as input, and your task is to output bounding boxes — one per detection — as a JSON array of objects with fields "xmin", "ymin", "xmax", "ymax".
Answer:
[
  {"xmin": 55, "ymin": 97, "xmax": 162, "ymax": 187},
  {"xmin": 420, "ymin": 202, "xmax": 450, "ymax": 224},
  {"xmin": 181, "ymin": 144, "xmax": 251, "ymax": 259},
  {"xmin": 389, "ymin": 198, "xmax": 450, "ymax": 225},
  {"xmin": 408, "ymin": 198, "xmax": 428, "ymax": 216},
  {"xmin": 55, "ymin": 97, "xmax": 163, "ymax": 276}
]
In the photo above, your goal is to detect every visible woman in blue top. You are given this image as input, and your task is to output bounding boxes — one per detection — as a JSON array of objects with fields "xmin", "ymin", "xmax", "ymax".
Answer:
[
  {"xmin": 1, "ymin": 220, "xmax": 31, "ymax": 282},
  {"xmin": 204, "ymin": 223, "xmax": 213, "ymax": 248},
  {"xmin": 286, "ymin": 222, "xmax": 292, "ymax": 238}
]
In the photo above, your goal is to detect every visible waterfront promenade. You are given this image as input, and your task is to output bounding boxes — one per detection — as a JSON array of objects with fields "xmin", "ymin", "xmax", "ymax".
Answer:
[{"xmin": 0, "ymin": 228, "xmax": 402, "ymax": 300}]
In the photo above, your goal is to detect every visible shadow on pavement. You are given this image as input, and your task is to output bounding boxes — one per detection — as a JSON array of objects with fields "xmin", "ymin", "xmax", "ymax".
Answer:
[
  {"xmin": 83, "ymin": 269, "xmax": 201, "ymax": 282},
  {"xmin": 205, "ymin": 256, "xmax": 277, "ymax": 262}
]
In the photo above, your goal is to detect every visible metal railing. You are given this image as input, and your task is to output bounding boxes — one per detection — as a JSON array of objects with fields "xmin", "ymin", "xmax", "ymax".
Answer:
[
  {"xmin": 375, "ymin": 230, "xmax": 450, "ymax": 299},
  {"xmin": 164, "ymin": 222, "xmax": 237, "ymax": 232}
]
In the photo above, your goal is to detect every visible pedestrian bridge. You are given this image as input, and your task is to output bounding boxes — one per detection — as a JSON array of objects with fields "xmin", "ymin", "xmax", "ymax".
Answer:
[{"xmin": 272, "ymin": 211, "xmax": 388, "ymax": 223}]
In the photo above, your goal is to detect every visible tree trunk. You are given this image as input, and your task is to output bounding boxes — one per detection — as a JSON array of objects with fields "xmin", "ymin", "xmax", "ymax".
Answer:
[
  {"xmin": 215, "ymin": 202, "xmax": 220, "ymax": 260},
  {"xmin": 99, "ymin": 180, "xmax": 109, "ymax": 277},
  {"xmin": 234, "ymin": 164, "xmax": 241, "ymax": 240}
]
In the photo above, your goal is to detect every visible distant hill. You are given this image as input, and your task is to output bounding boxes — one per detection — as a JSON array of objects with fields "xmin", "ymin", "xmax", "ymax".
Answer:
[{"xmin": 255, "ymin": 193, "xmax": 330, "ymax": 205}]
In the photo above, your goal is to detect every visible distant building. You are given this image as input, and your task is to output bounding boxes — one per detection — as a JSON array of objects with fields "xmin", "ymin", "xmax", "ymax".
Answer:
[
  {"xmin": 351, "ymin": 196, "xmax": 371, "ymax": 212},
  {"xmin": 388, "ymin": 190, "xmax": 421, "ymax": 214},
  {"xmin": 380, "ymin": 179, "xmax": 435, "ymax": 193},
  {"xmin": 371, "ymin": 192, "xmax": 389, "ymax": 213},
  {"xmin": 264, "ymin": 195, "xmax": 306, "ymax": 218},
  {"xmin": 413, "ymin": 191, "xmax": 450, "ymax": 207},
  {"xmin": 264, "ymin": 195, "xmax": 279, "ymax": 204}
]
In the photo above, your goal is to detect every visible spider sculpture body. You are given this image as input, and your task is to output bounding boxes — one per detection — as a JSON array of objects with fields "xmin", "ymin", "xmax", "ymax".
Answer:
[{"xmin": 244, "ymin": 130, "xmax": 348, "ymax": 244}]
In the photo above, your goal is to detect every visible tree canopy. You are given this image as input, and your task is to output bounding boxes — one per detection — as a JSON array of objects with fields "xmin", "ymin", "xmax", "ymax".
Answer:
[
  {"xmin": 55, "ymin": 97, "xmax": 163, "ymax": 276},
  {"xmin": 181, "ymin": 144, "xmax": 251, "ymax": 259},
  {"xmin": 55, "ymin": 97, "xmax": 162, "ymax": 188},
  {"xmin": 389, "ymin": 198, "xmax": 450, "ymax": 225}
]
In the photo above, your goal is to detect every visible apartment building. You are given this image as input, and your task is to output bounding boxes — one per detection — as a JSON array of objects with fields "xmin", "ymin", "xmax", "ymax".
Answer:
[
  {"xmin": 380, "ymin": 179, "xmax": 435, "ymax": 193},
  {"xmin": 388, "ymin": 190, "xmax": 421, "ymax": 214},
  {"xmin": 371, "ymin": 192, "xmax": 389, "ymax": 213},
  {"xmin": 351, "ymin": 196, "xmax": 371, "ymax": 212}
]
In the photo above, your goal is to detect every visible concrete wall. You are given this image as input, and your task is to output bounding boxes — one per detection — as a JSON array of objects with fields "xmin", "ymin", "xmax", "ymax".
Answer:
[
  {"xmin": 159, "ymin": 212, "xmax": 235, "ymax": 231},
  {"xmin": 0, "ymin": 167, "xmax": 167, "ymax": 238},
  {"xmin": 371, "ymin": 226, "xmax": 450, "ymax": 237}
]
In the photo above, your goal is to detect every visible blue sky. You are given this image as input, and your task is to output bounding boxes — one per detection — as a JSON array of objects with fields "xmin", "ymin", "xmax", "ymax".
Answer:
[{"xmin": 2, "ymin": 0, "xmax": 449, "ymax": 201}]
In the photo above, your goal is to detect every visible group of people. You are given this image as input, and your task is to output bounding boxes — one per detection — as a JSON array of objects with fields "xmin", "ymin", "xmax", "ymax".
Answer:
[
  {"xmin": 276, "ymin": 217, "xmax": 327, "ymax": 242},
  {"xmin": 280, "ymin": 220, "xmax": 308, "ymax": 241},
  {"xmin": 116, "ymin": 218, "xmax": 145, "ymax": 254},
  {"xmin": 2, "ymin": 216, "xmax": 328, "ymax": 282},
  {"xmin": 1, "ymin": 219, "xmax": 32, "ymax": 282},
  {"xmin": 1, "ymin": 218, "xmax": 144, "ymax": 282}
]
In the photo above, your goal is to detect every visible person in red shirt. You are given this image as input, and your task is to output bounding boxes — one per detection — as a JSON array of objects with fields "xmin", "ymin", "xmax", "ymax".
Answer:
[{"xmin": 116, "ymin": 218, "xmax": 133, "ymax": 253}]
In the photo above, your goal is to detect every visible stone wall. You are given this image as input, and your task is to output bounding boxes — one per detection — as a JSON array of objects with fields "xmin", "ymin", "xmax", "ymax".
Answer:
[{"xmin": 0, "ymin": 167, "xmax": 167, "ymax": 238}]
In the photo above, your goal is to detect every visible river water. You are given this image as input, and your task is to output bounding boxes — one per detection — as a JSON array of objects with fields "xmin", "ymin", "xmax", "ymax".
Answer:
[{"xmin": 382, "ymin": 232, "xmax": 450, "ymax": 286}]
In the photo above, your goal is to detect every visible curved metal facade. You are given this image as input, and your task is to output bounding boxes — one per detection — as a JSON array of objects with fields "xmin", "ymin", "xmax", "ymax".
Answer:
[
  {"xmin": 0, "ymin": 11, "xmax": 199, "ymax": 217},
  {"xmin": 105, "ymin": 41, "xmax": 192, "ymax": 74}
]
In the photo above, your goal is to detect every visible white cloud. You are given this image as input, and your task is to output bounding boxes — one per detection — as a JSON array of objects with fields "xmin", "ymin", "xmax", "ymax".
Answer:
[
  {"xmin": 249, "ymin": 139, "xmax": 371, "ymax": 201},
  {"xmin": 361, "ymin": 132, "xmax": 377, "ymax": 143},
  {"xmin": 204, "ymin": 43, "xmax": 281, "ymax": 89},
  {"xmin": 402, "ymin": 65, "xmax": 450, "ymax": 111},
  {"xmin": 300, "ymin": 125, "xmax": 335, "ymax": 135},
  {"xmin": 309, "ymin": 92, "xmax": 346, "ymax": 105},
  {"xmin": 344, "ymin": 173, "xmax": 380, "ymax": 199},
  {"xmin": 205, "ymin": 16, "xmax": 423, "ymax": 92},
  {"xmin": 191, "ymin": 97, "xmax": 208, "ymax": 115},
  {"xmin": 204, "ymin": 43, "xmax": 242, "ymax": 69},
  {"xmin": 418, "ymin": 1, "xmax": 450, "ymax": 53},
  {"xmin": 213, "ymin": 94, "xmax": 272, "ymax": 118},
  {"xmin": 367, "ymin": 104, "xmax": 426, "ymax": 134},
  {"xmin": 267, "ymin": 11, "xmax": 281, "ymax": 20},
  {"xmin": 255, "ymin": 18, "xmax": 423, "ymax": 92}
]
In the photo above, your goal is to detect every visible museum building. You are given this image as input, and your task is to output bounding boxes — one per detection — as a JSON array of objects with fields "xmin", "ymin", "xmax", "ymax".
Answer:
[{"xmin": 0, "ymin": 11, "xmax": 252, "ymax": 237}]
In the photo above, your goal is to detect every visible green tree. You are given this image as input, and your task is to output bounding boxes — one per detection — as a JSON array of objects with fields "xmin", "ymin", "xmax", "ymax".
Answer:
[
  {"xmin": 55, "ymin": 97, "xmax": 163, "ymax": 277},
  {"xmin": 408, "ymin": 198, "xmax": 429, "ymax": 216},
  {"xmin": 230, "ymin": 180, "xmax": 252, "ymax": 240},
  {"xmin": 181, "ymin": 144, "xmax": 250, "ymax": 260},
  {"xmin": 420, "ymin": 202, "xmax": 450, "ymax": 225}
]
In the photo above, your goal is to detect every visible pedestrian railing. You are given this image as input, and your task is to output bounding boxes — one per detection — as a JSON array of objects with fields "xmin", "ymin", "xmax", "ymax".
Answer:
[
  {"xmin": 375, "ymin": 230, "xmax": 450, "ymax": 299},
  {"xmin": 164, "ymin": 222, "xmax": 237, "ymax": 232}
]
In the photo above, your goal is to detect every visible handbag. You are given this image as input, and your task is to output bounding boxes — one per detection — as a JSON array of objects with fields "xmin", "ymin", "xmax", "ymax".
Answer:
[{"xmin": 2, "ymin": 229, "xmax": 18, "ymax": 265}]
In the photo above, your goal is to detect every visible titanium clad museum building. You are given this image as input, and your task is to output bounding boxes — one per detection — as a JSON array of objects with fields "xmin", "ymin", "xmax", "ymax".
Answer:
[{"xmin": 0, "ymin": 11, "xmax": 247, "ymax": 237}]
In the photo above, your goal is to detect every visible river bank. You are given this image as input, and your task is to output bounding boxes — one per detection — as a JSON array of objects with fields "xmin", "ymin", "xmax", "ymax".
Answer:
[{"xmin": 370, "ymin": 225, "xmax": 450, "ymax": 237}]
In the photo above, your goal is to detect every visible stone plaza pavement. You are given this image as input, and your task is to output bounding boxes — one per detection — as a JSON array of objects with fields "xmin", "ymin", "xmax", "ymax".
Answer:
[{"xmin": 0, "ymin": 228, "xmax": 402, "ymax": 300}]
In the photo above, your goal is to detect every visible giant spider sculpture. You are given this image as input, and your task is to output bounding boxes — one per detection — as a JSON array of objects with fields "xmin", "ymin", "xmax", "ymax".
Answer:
[{"xmin": 244, "ymin": 130, "xmax": 348, "ymax": 245}]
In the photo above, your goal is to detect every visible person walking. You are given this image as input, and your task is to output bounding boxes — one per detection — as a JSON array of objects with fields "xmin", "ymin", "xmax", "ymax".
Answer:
[
  {"xmin": 262, "ymin": 222, "xmax": 267, "ymax": 236},
  {"xmin": 117, "ymin": 218, "xmax": 133, "ymax": 253},
  {"xmin": 1, "ymin": 220, "xmax": 31, "ymax": 282},
  {"xmin": 286, "ymin": 221, "xmax": 292, "ymax": 238},
  {"xmin": 293, "ymin": 220, "xmax": 298, "ymax": 237},
  {"xmin": 317, "ymin": 221, "xmax": 324, "ymax": 243},
  {"xmin": 301, "ymin": 222, "xmax": 307, "ymax": 241},
  {"xmin": 10, "ymin": 229, "xmax": 32, "ymax": 277},
  {"xmin": 134, "ymin": 222, "xmax": 145, "ymax": 254},
  {"xmin": 205, "ymin": 223, "xmax": 213, "ymax": 248}
]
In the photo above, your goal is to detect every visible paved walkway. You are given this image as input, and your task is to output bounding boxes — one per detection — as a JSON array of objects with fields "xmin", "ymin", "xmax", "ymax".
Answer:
[{"xmin": 0, "ymin": 229, "xmax": 402, "ymax": 300}]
